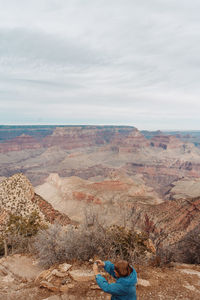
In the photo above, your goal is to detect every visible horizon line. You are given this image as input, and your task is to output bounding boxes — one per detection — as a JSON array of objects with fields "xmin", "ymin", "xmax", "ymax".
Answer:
[{"xmin": 0, "ymin": 124, "xmax": 200, "ymax": 132}]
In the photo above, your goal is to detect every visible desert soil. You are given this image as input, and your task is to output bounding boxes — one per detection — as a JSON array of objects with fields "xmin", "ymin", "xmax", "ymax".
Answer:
[{"xmin": 0, "ymin": 255, "xmax": 200, "ymax": 299}]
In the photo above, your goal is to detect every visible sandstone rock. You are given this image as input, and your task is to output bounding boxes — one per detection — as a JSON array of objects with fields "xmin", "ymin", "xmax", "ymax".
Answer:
[
  {"xmin": 0, "ymin": 265, "xmax": 8, "ymax": 276},
  {"xmin": 137, "ymin": 279, "xmax": 151, "ymax": 287},
  {"xmin": 66, "ymin": 283, "xmax": 75, "ymax": 289},
  {"xmin": 180, "ymin": 269, "xmax": 200, "ymax": 278},
  {"xmin": 51, "ymin": 269, "xmax": 67, "ymax": 278},
  {"xmin": 58, "ymin": 263, "xmax": 72, "ymax": 272},
  {"xmin": 35, "ymin": 268, "xmax": 53, "ymax": 283},
  {"xmin": 35, "ymin": 264, "xmax": 72, "ymax": 285},
  {"xmin": 69, "ymin": 270, "xmax": 95, "ymax": 282},
  {"xmin": 43, "ymin": 296, "xmax": 62, "ymax": 300},
  {"xmin": 40, "ymin": 280, "xmax": 60, "ymax": 292},
  {"xmin": 2, "ymin": 274, "xmax": 14, "ymax": 283},
  {"xmin": 60, "ymin": 284, "xmax": 69, "ymax": 292},
  {"xmin": 0, "ymin": 254, "xmax": 43, "ymax": 282}
]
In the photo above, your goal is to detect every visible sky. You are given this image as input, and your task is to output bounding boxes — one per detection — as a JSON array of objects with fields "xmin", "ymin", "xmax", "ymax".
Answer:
[{"xmin": 0, "ymin": 0, "xmax": 200, "ymax": 130}]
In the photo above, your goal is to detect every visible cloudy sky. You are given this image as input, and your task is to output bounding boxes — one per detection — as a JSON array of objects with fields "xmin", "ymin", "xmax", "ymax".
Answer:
[{"xmin": 0, "ymin": 0, "xmax": 200, "ymax": 130}]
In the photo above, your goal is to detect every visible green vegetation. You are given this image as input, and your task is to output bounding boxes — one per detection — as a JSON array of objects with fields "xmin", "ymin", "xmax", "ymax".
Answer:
[{"xmin": 0, "ymin": 211, "xmax": 45, "ymax": 256}]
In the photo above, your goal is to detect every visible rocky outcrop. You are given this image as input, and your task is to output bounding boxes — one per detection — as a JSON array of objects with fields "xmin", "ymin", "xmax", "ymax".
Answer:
[
  {"xmin": 35, "ymin": 172, "xmax": 162, "ymax": 223},
  {"xmin": 166, "ymin": 177, "xmax": 200, "ymax": 200},
  {"xmin": 0, "ymin": 174, "xmax": 71, "ymax": 232},
  {"xmin": 123, "ymin": 160, "xmax": 200, "ymax": 197},
  {"xmin": 0, "ymin": 173, "xmax": 36, "ymax": 218},
  {"xmin": 32, "ymin": 194, "xmax": 71, "ymax": 225},
  {"xmin": 130, "ymin": 196, "xmax": 200, "ymax": 256}
]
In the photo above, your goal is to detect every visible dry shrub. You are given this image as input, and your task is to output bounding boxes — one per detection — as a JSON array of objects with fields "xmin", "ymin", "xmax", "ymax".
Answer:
[
  {"xmin": 107, "ymin": 225, "xmax": 149, "ymax": 263},
  {"xmin": 34, "ymin": 221, "xmax": 150, "ymax": 268},
  {"xmin": 177, "ymin": 225, "xmax": 200, "ymax": 264},
  {"xmin": 33, "ymin": 223, "xmax": 67, "ymax": 267},
  {"xmin": 153, "ymin": 224, "xmax": 200, "ymax": 265}
]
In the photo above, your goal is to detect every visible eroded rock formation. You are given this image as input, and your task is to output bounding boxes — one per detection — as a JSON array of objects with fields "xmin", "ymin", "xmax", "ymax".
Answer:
[
  {"xmin": 1, "ymin": 126, "xmax": 200, "ymax": 193},
  {"xmin": 0, "ymin": 174, "xmax": 71, "ymax": 232},
  {"xmin": 130, "ymin": 195, "xmax": 200, "ymax": 261},
  {"xmin": 0, "ymin": 135, "xmax": 41, "ymax": 153},
  {"xmin": 35, "ymin": 172, "xmax": 162, "ymax": 223}
]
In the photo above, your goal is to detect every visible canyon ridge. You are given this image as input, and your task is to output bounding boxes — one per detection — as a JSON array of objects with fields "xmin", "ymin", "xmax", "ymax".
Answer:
[{"xmin": 0, "ymin": 125, "xmax": 200, "ymax": 262}]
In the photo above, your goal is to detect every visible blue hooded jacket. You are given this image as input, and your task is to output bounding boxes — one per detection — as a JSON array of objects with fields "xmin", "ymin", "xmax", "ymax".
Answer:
[{"xmin": 96, "ymin": 261, "xmax": 137, "ymax": 300}]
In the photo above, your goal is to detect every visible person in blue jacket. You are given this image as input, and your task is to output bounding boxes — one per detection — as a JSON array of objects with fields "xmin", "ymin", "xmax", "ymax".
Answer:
[{"xmin": 93, "ymin": 259, "xmax": 137, "ymax": 300}]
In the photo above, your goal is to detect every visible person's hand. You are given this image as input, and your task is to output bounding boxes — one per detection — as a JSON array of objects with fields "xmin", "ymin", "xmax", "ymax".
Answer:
[
  {"xmin": 93, "ymin": 262, "xmax": 99, "ymax": 275},
  {"xmin": 95, "ymin": 260, "xmax": 105, "ymax": 267}
]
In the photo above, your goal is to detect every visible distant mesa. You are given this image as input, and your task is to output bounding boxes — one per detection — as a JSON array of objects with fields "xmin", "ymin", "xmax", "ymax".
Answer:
[
  {"xmin": 42, "ymin": 126, "xmax": 143, "ymax": 150},
  {"xmin": 150, "ymin": 135, "xmax": 184, "ymax": 149},
  {"xmin": 0, "ymin": 126, "xmax": 200, "ymax": 191},
  {"xmin": 0, "ymin": 125, "xmax": 199, "ymax": 155},
  {"xmin": 0, "ymin": 135, "xmax": 41, "ymax": 153}
]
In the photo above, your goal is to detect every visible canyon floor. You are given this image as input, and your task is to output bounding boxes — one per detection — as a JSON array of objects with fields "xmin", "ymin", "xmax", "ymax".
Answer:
[{"xmin": 0, "ymin": 254, "xmax": 200, "ymax": 300}]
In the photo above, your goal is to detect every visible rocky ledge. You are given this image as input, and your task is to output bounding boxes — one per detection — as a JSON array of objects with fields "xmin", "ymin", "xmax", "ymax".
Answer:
[{"xmin": 0, "ymin": 254, "xmax": 200, "ymax": 300}]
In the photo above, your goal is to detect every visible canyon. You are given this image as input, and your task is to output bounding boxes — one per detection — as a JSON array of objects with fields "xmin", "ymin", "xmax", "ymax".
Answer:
[
  {"xmin": 1, "ymin": 126, "xmax": 200, "ymax": 191},
  {"xmin": 1, "ymin": 125, "xmax": 200, "ymax": 263}
]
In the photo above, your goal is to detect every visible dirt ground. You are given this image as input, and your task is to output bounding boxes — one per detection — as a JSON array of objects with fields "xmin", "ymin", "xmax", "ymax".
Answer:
[
  {"xmin": 48, "ymin": 263, "xmax": 200, "ymax": 299},
  {"xmin": 0, "ymin": 255, "xmax": 200, "ymax": 299},
  {"xmin": 135, "ymin": 264, "xmax": 200, "ymax": 300}
]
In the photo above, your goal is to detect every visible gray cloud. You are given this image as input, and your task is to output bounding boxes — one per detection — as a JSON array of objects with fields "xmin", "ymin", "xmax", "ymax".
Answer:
[
  {"xmin": 0, "ymin": 28, "xmax": 104, "ymax": 66},
  {"xmin": 0, "ymin": 0, "xmax": 200, "ymax": 129}
]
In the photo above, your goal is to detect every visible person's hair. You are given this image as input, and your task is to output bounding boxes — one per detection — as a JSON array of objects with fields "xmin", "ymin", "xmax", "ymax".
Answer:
[{"xmin": 114, "ymin": 260, "xmax": 132, "ymax": 277}]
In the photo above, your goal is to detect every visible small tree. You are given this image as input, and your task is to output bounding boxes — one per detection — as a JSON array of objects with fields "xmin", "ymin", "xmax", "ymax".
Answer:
[{"xmin": 2, "ymin": 211, "xmax": 45, "ymax": 255}]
